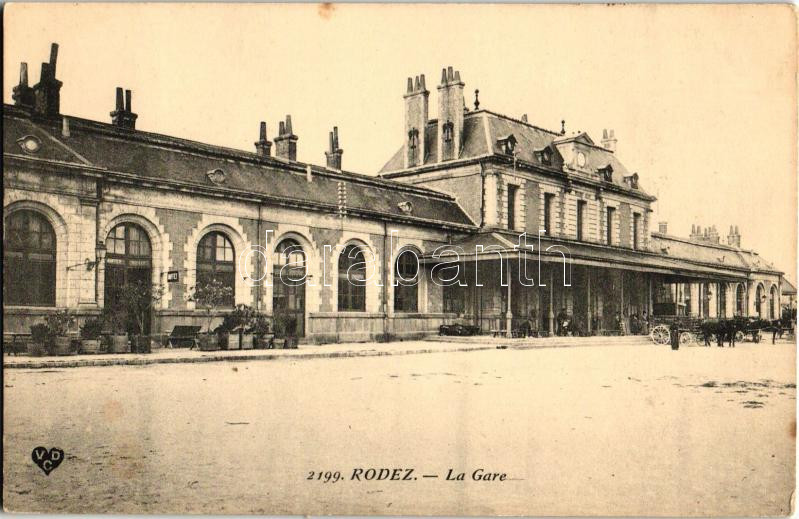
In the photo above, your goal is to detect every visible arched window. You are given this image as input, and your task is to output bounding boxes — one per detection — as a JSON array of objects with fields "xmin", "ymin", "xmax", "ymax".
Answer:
[
  {"xmin": 197, "ymin": 231, "xmax": 235, "ymax": 307},
  {"xmin": 338, "ymin": 244, "xmax": 366, "ymax": 311},
  {"xmin": 394, "ymin": 249, "xmax": 419, "ymax": 312},
  {"xmin": 4, "ymin": 210, "xmax": 56, "ymax": 306},
  {"xmin": 274, "ymin": 239, "xmax": 306, "ymax": 337},
  {"xmin": 105, "ymin": 222, "xmax": 153, "ymax": 315},
  {"xmin": 736, "ymin": 284, "xmax": 746, "ymax": 316},
  {"xmin": 274, "ymin": 239, "xmax": 306, "ymax": 282}
]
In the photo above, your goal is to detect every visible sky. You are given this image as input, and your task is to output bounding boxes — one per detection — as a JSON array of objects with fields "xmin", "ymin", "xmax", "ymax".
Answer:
[{"xmin": 4, "ymin": 4, "xmax": 796, "ymax": 281}]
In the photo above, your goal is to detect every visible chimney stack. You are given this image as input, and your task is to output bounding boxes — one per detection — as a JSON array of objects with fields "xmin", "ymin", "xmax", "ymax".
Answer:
[
  {"xmin": 727, "ymin": 225, "xmax": 741, "ymax": 248},
  {"xmin": 437, "ymin": 66, "xmax": 465, "ymax": 162},
  {"xmin": 12, "ymin": 62, "xmax": 35, "ymax": 108},
  {"xmin": 404, "ymin": 74, "xmax": 429, "ymax": 168},
  {"xmin": 706, "ymin": 225, "xmax": 720, "ymax": 244},
  {"xmin": 254, "ymin": 121, "xmax": 272, "ymax": 157},
  {"xmin": 32, "ymin": 43, "xmax": 63, "ymax": 117},
  {"xmin": 601, "ymin": 129, "xmax": 617, "ymax": 152},
  {"xmin": 274, "ymin": 115, "xmax": 298, "ymax": 161},
  {"xmin": 658, "ymin": 221, "xmax": 668, "ymax": 234},
  {"xmin": 110, "ymin": 87, "xmax": 138, "ymax": 129},
  {"xmin": 325, "ymin": 126, "xmax": 343, "ymax": 170}
]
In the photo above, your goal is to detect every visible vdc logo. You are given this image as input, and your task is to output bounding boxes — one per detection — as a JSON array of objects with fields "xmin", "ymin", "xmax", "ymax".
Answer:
[{"xmin": 32, "ymin": 446, "xmax": 64, "ymax": 475}]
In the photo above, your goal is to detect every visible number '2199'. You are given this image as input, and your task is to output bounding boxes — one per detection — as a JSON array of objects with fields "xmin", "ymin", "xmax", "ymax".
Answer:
[{"xmin": 307, "ymin": 470, "xmax": 342, "ymax": 483}]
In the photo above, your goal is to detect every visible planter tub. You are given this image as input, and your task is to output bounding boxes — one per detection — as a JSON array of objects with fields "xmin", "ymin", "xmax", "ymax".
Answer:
[
  {"xmin": 198, "ymin": 334, "xmax": 219, "ymax": 351},
  {"xmin": 132, "ymin": 336, "xmax": 152, "ymax": 354},
  {"xmin": 240, "ymin": 333, "xmax": 254, "ymax": 350},
  {"xmin": 223, "ymin": 332, "xmax": 238, "ymax": 350},
  {"xmin": 27, "ymin": 342, "xmax": 48, "ymax": 357},
  {"xmin": 53, "ymin": 336, "xmax": 77, "ymax": 356},
  {"xmin": 80, "ymin": 339, "xmax": 102, "ymax": 354},
  {"xmin": 109, "ymin": 334, "xmax": 130, "ymax": 353}
]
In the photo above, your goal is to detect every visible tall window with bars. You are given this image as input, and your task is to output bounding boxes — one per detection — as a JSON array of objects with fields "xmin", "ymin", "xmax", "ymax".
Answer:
[
  {"xmin": 606, "ymin": 206, "xmax": 616, "ymax": 245},
  {"xmin": 576, "ymin": 200, "xmax": 586, "ymax": 241}
]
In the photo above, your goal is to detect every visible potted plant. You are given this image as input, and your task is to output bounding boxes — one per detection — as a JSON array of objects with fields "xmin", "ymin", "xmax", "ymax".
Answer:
[
  {"xmin": 46, "ymin": 309, "xmax": 77, "ymax": 356},
  {"xmin": 104, "ymin": 307, "xmax": 130, "ymax": 353},
  {"xmin": 189, "ymin": 278, "xmax": 233, "ymax": 351},
  {"xmin": 250, "ymin": 314, "xmax": 273, "ymax": 349},
  {"xmin": 28, "ymin": 323, "xmax": 51, "ymax": 356},
  {"xmin": 119, "ymin": 281, "xmax": 165, "ymax": 354},
  {"xmin": 79, "ymin": 317, "xmax": 103, "ymax": 354},
  {"xmin": 233, "ymin": 304, "xmax": 256, "ymax": 350},
  {"xmin": 275, "ymin": 314, "xmax": 299, "ymax": 349}
]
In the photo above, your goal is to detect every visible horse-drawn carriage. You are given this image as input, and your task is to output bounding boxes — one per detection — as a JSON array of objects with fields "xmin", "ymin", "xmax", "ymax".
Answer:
[{"xmin": 650, "ymin": 315, "xmax": 788, "ymax": 346}]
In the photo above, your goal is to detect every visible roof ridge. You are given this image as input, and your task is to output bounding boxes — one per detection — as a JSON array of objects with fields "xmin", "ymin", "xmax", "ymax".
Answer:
[
  {"xmin": 9, "ymin": 107, "xmax": 458, "ymax": 201},
  {"xmin": 477, "ymin": 109, "xmax": 561, "ymax": 137}
]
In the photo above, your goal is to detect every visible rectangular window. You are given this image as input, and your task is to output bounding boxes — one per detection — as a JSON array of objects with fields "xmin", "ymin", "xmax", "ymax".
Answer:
[
  {"xmin": 633, "ymin": 212, "xmax": 641, "ymax": 250},
  {"xmin": 507, "ymin": 184, "xmax": 519, "ymax": 230},
  {"xmin": 544, "ymin": 193, "xmax": 555, "ymax": 236},
  {"xmin": 606, "ymin": 206, "xmax": 615, "ymax": 245},
  {"xmin": 576, "ymin": 200, "xmax": 586, "ymax": 241}
]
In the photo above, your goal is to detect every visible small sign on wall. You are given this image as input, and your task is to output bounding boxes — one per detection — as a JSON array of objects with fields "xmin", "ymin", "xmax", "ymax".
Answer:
[{"xmin": 166, "ymin": 270, "xmax": 179, "ymax": 283}]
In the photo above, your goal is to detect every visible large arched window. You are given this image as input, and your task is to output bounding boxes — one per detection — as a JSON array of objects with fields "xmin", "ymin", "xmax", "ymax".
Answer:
[
  {"xmin": 338, "ymin": 244, "xmax": 366, "ymax": 311},
  {"xmin": 105, "ymin": 222, "xmax": 153, "ymax": 315},
  {"xmin": 197, "ymin": 231, "xmax": 235, "ymax": 307},
  {"xmin": 394, "ymin": 249, "xmax": 419, "ymax": 312},
  {"xmin": 4, "ymin": 210, "xmax": 56, "ymax": 306},
  {"xmin": 736, "ymin": 284, "xmax": 746, "ymax": 316},
  {"xmin": 273, "ymin": 239, "xmax": 307, "ymax": 338}
]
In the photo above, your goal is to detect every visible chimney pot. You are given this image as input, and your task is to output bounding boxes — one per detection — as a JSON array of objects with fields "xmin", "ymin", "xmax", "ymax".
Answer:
[
  {"xmin": 285, "ymin": 115, "xmax": 293, "ymax": 135},
  {"xmin": 259, "ymin": 121, "xmax": 267, "ymax": 140},
  {"xmin": 115, "ymin": 88, "xmax": 124, "ymax": 111},
  {"xmin": 440, "ymin": 68, "xmax": 448, "ymax": 85},
  {"xmin": 20, "ymin": 63, "xmax": 28, "ymax": 86},
  {"xmin": 325, "ymin": 126, "xmax": 343, "ymax": 170},
  {"xmin": 419, "ymin": 74, "xmax": 426, "ymax": 90},
  {"xmin": 255, "ymin": 121, "xmax": 272, "ymax": 157},
  {"xmin": 406, "ymin": 77, "xmax": 413, "ymax": 94},
  {"xmin": 447, "ymin": 66, "xmax": 454, "ymax": 82},
  {"xmin": 49, "ymin": 43, "xmax": 59, "ymax": 75},
  {"xmin": 125, "ymin": 89, "xmax": 132, "ymax": 112},
  {"xmin": 110, "ymin": 86, "xmax": 137, "ymax": 129}
]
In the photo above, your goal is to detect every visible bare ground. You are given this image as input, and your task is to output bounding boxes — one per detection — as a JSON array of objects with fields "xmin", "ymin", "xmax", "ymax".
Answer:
[{"xmin": 3, "ymin": 341, "xmax": 796, "ymax": 515}]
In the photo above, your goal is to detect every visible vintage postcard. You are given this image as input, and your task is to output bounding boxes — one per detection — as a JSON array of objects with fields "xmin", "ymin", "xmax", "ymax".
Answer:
[{"xmin": 2, "ymin": 3, "xmax": 797, "ymax": 516}]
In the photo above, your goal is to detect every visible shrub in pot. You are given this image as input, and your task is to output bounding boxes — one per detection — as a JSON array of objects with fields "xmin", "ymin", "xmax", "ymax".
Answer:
[
  {"xmin": 79, "ymin": 317, "xmax": 103, "ymax": 354},
  {"xmin": 46, "ymin": 310, "xmax": 77, "ymax": 356},
  {"xmin": 188, "ymin": 279, "xmax": 233, "ymax": 352},
  {"xmin": 118, "ymin": 281, "xmax": 164, "ymax": 354},
  {"xmin": 251, "ymin": 315, "xmax": 274, "ymax": 349},
  {"xmin": 275, "ymin": 314, "xmax": 299, "ymax": 349},
  {"xmin": 104, "ymin": 309, "xmax": 130, "ymax": 353},
  {"xmin": 233, "ymin": 304, "xmax": 256, "ymax": 350},
  {"xmin": 28, "ymin": 323, "xmax": 51, "ymax": 357}
]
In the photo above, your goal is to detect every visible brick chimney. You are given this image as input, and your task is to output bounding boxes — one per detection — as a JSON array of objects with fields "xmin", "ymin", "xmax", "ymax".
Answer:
[
  {"xmin": 110, "ymin": 87, "xmax": 138, "ymax": 130},
  {"xmin": 658, "ymin": 221, "xmax": 668, "ymax": 234},
  {"xmin": 706, "ymin": 225, "xmax": 720, "ymax": 244},
  {"xmin": 727, "ymin": 225, "xmax": 741, "ymax": 248},
  {"xmin": 601, "ymin": 129, "xmax": 617, "ymax": 152},
  {"xmin": 437, "ymin": 66, "xmax": 465, "ymax": 162},
  {"xmin": 325, "ymin": 126, "xmax": 343, "ymax": 170},
  {"xmin": 254, "ymin": 121, "xmax": 272, "ymax": 157},
  {"xmin": 690, "ymin": 223, "xmax": 702, "ymax": 241},
  {"xmin": 33, "ymin": 43, "xmax": 63, "ymax": 117},
  {"xmin": 404, "ymin": 74, "xmax": 429, "ymax": 168},
  {"xmin": 274, "ymin": 115, "xmax": 298, "ymax": 161},
  {"xmin": 12, "ymin": 62, "xmax": 35, "ymax": 108}
]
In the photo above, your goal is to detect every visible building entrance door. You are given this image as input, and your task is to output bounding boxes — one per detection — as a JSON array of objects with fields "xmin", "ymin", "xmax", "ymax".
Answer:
[
  {"xmin": 273, "ymin": 239, "xmax": 306, "ymax": 338},
  {"xmin": 104, "ymin": 222, "xmax": 153, "ymax": 334}
]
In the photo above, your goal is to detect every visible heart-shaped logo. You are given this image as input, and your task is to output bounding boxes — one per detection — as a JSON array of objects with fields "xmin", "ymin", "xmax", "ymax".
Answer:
[{"xmin": 31, "ymin": 446, "xmax": 64, "ymax": 475}]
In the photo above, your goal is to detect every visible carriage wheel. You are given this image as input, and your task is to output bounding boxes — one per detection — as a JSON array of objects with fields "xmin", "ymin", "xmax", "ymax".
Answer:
[
  {"xmin": 679, "ymin": 331, "xmax": 695, "ymax": 345},
  {"xmin": 650, "ymin": 325, "xmax": 670, "ymax": 345},
  {"xmin": 734, "ymin": 331, "xmax": 745, "ymax": 342}
]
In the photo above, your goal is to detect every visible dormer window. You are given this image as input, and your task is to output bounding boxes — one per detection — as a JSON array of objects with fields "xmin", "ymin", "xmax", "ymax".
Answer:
[
  {"xmin": 497, "ymin": 134, "xmax": 517, "ymax": 156},
  {"xmin": 536, "ymin": 146, "xmax": 553, "ymax": 166},
  {"xmin": 598, "ymin": 165, "xmax": 614, "ymax": 182}
]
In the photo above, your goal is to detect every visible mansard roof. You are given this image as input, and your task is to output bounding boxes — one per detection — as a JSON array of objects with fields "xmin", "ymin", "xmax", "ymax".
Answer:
[
  {"xmin": 3, "ymin": 105, "xmax": 475, "ymax": 229},
  {"xmin": 379, "ymin": 109, "xmax": 650, "ymax": 198}
]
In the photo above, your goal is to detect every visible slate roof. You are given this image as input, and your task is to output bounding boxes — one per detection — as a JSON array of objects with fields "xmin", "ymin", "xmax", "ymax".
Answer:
[
  {"xmin": 781, "ymin": 278, "xmax": 796, "ymax": 295},
  {"xmin": 4, "ymin": 105, "xmax": 475, "ymax": 229},
  {"xmin": 379, "ymin": 109, "xmax": 650, "ymax": 197},
  {"xmin": 649, "ymin": 233, "xmax": 782, "ymax": 275}
]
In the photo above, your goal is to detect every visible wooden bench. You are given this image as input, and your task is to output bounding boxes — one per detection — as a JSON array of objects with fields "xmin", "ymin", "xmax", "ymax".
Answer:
[
  {"xmin": 3, "ymin": 333, "xmax": 29, "ymax": 356},
  {"xmin": 167, "ymin": 326, "xmax": 202, "ymax": 348}
]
